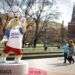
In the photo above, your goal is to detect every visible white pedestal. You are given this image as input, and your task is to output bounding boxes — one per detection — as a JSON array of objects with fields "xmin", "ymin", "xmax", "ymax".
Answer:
[{"xmin": 0, "ymin": 61, "xmax": 28, "ymax": 75}]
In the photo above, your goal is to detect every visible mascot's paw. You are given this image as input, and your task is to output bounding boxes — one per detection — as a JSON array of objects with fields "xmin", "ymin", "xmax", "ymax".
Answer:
[
  {"xmin": 0, "ymin": 40, "xmax": 3, "ymax": 44},
  {"xmin": 0, "ymin": 39, "xmax": 7, "ymax": 44},
  {"xmin": 0, "ymin": 40, "xmax": 5, "ymax": 44}
]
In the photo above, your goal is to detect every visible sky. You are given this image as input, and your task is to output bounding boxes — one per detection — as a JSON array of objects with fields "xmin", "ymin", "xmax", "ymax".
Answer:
[
  {"xmin": 0, "ymin": 0, "xmax": 74, "ymax": 26},
  {"xmin": 22, "ymin": 0, "xmax": 75, "ymax": 26},
  {"xmin": 56, "ymin": 0, "xmax": 74, "ymax": 26}
]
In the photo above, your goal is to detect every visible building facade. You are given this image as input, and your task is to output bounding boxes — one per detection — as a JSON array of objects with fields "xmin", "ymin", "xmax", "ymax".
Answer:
[{"xmin": 68, "ymin": 5, "xmax": 75, "ymax": 39}]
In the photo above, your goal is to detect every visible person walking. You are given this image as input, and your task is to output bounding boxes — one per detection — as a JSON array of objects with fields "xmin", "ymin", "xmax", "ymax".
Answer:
[
  {"xmin": 68, "ymin": 40, "xmax": 74, "ymax": 64},
  {"xmin": 62, "ymin": 41, "xmax": 69, "ymax": 63}
]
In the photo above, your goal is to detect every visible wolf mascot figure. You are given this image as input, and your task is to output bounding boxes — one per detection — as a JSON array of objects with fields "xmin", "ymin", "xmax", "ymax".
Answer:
[{"xmin": 0, "ymin": 6, "xmax": 26, "ymax": 63}]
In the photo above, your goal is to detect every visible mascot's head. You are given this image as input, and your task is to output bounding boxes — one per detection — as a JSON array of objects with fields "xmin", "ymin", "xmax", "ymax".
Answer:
[
  {"xmin": 6, "ymin": 5, "xmax": 31, "ymax": 32},
  {"xmin": 6, "ymin": 17, "xmax": 20, "ymax": 29},
  {"xmin": 6, "ymin": 5, "xmax": 24, "ymax": 29}
]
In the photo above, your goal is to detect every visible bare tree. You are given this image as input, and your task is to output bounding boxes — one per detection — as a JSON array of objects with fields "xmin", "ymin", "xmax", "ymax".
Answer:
[
  {"xmin": 25, "ymin": 0, "xmax": 59, "ymax": 48},
  {"xmin": 5, "ymin": 0, "xmax": 16, "ymax": 7},
  {"xmin": 1, "ymin": 0, "xmax": 60, "ymax": 48}
]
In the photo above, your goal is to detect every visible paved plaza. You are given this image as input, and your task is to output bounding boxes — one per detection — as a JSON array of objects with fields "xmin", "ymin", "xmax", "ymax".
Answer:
[
  {"xmin": 25, "ymin": 57, "xmax": 75, "ymax": 75},
  {"xmin": 0, "ymin": 56, "xmax": 75, "ymax": 75}
]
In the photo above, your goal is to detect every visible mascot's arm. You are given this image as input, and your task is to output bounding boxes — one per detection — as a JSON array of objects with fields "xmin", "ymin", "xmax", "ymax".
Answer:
[{"xmin": 0, "ymin": 29, "xmax": 10, "ymax": 44}]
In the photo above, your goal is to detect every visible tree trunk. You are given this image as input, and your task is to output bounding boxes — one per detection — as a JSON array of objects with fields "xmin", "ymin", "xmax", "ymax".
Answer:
[{"xmin": 33, "ymin": 20, "xmax": 39, "ymax": 48}]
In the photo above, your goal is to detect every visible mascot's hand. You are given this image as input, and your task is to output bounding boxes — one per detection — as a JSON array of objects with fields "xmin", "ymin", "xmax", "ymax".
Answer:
[
  {"xmin": 0, "ymin": 39, "xmax": 5, "ymax": 44},
  {"xmin": 0, "ymin": 36, "xmax": 8, "ymax": 44},
  {"xmin": 0, "ymin": 39, "xmax": 8, "ymax": 44}
]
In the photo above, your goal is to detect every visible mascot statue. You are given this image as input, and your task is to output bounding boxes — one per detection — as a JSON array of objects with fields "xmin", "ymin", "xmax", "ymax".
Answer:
[{"xmin": 0, "ymin": 6, "xmax": 27, "ymax": 63}]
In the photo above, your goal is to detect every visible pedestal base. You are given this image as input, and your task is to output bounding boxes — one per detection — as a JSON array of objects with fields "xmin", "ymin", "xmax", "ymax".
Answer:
[{"xmin": 0, "ymin": 61, "xmax": 28, "ymax": 75}]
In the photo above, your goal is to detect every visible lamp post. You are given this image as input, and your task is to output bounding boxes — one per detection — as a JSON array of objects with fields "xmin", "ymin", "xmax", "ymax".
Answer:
[{"xmin": 61, "ymin": 20, "xmax": 64, "ymax": 45}]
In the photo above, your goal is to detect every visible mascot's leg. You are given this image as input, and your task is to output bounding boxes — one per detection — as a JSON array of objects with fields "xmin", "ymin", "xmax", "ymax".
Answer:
[
  {"xmin": 0, "ymin": 53, "xmax": 8, "ymax": 63},
  {"xmin": 14, "ymin": 48, "xmax": 23, "ymax": 63},
  {"xmin": 14, "ymin": 55, "xmax": 22, "ymax": 63},
  {"xmin": 0, "ymin": 37, "xmax": 8, "ymax": 63}
]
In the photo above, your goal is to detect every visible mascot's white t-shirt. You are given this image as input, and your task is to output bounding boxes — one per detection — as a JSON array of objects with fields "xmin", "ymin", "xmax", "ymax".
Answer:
[{"xmin": 6, "ymin": 26, "xmax": 23, "ymax": 49}]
